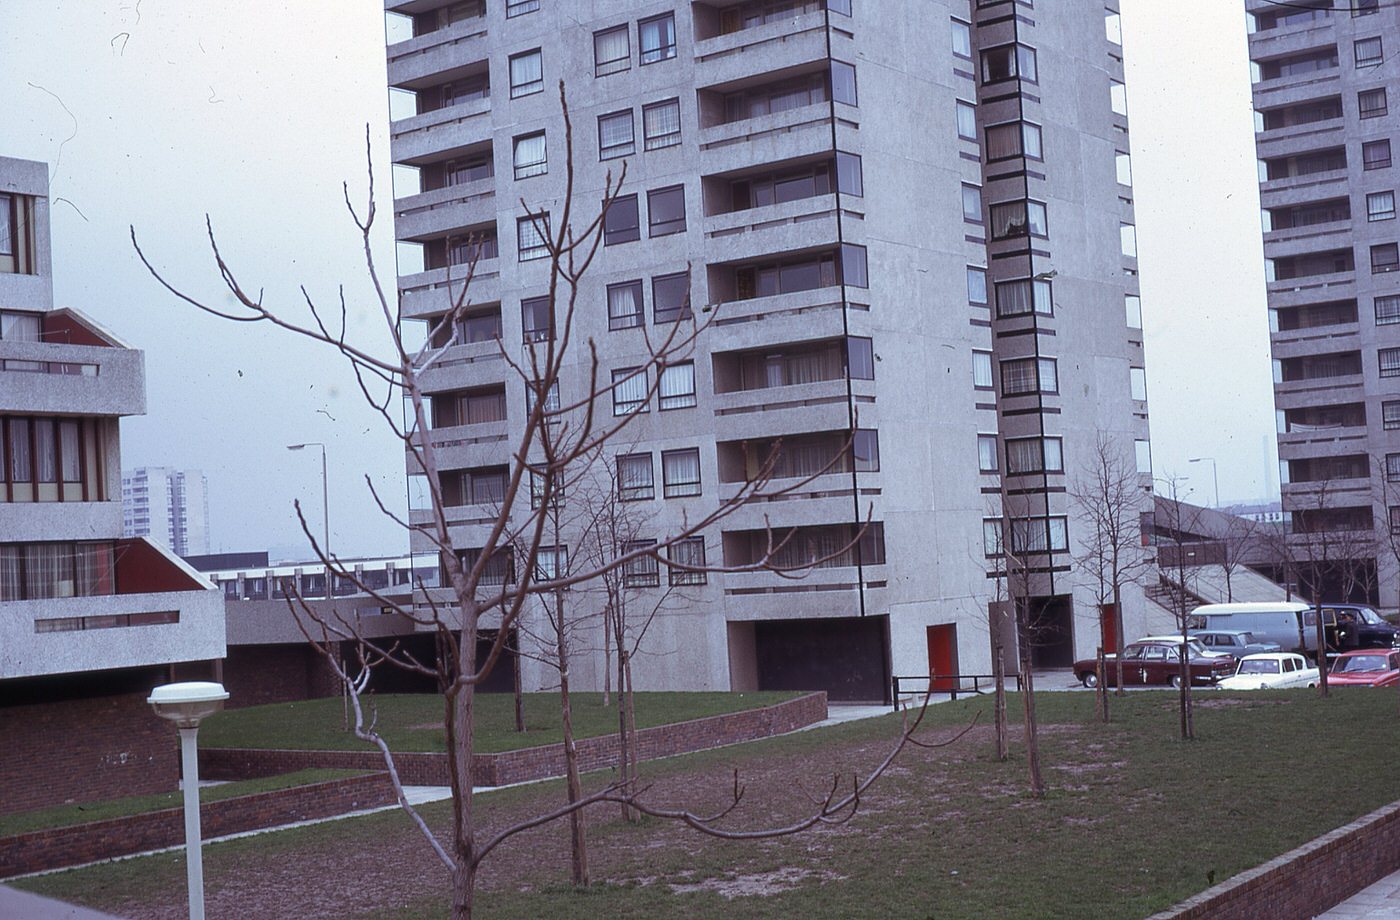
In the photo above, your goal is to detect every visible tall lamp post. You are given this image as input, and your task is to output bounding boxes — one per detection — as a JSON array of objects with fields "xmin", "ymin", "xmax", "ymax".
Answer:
[
  {"xmin": 148, "ymin": 681, "xmax": 228, "ymax": 920},
  {"xmin": 287, "ymin": 442, "xmax": 330, "ymax": 597},
  {"xmin": 1188, "ymin": 457, "xmax": 1219, "ymax": 509}
]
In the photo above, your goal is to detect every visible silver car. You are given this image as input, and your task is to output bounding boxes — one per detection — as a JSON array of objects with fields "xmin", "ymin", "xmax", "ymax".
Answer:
[{"xmin": 1188, "ymin": 629, "xmax": 1282, "ymax": 659}]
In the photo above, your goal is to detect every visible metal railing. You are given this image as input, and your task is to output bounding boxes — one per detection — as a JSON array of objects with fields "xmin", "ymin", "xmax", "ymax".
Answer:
[{"xmin": 890, "ymin": 673, "xmax": 1023, "ymax": 712}]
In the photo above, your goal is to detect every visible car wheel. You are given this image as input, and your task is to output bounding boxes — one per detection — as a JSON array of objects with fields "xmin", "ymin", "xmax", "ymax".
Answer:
[
  {"xmin": 1308, "ymin": 682, "xmax": 1317, "ymax": 688},
  {"xmin": 1170, "ymin": 674, "xmax": 1185, "ymax": 690},
  {"xmin": 1081, "ymin": 672, "xmax": 1099, "ymax": 689}
]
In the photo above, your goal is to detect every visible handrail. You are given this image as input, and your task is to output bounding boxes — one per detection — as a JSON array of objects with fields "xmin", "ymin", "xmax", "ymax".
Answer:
[{"xmin": 890, "ymin": 673, "xmax": 1023, "ymax": 713}]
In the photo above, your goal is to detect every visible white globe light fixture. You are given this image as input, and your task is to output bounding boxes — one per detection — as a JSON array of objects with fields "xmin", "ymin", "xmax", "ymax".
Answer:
[{"xmin": 148, "ymin": 681, "xmax": 228, "ymax": 920}]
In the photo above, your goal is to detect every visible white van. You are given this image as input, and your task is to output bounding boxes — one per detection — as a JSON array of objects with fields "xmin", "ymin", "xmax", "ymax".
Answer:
[{"xmin": 1186, "ymin": 602, "xmax": 1319, "ymax": 656}]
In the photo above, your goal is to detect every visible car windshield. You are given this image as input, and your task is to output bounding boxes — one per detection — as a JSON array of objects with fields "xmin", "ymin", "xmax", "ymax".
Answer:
[
  {"xmin": 1237, "ymin": 659, "xmax": 1279, "ymax": 675},
  {"xmin": 1358, "ymin": 608, "xmax": 1386, "ymax": 625},
  {"xmin": 1334, "ymin": 655, "xmax": 1390, "ymax": 673}
]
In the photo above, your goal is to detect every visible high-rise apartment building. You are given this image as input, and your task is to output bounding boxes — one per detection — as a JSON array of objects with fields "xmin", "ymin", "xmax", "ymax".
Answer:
[
  {"xmin": 0, "ymin": 154, "xmax": 223, "ymax": 814},
  {"xmin": 1247, "ymin": 0, "xmax": 1399, "ymax": 608},
  {"xmin": 385, "ymin": 0, "xmax": 1156, "ymax": 698},
  {"xmin": 122, "ymin": 466, "xmax": 211, "ymax": 557}
]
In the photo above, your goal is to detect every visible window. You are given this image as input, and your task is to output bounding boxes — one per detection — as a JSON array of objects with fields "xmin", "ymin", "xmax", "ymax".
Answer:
[
  {"xmin": 1116, "ymin": 152, "xmax": 1133, "ymax": 186},
  {"xmin": 1368, "ymin": 191, "xmax": 1396, "ymax": 222},
  {"xmin": 1130, "ymin": 366, "xmax": 1148, "ymax": 401},
  {"xmin": 995, "ymin": 278, "xmax": 1052, "ymax": 317},
  {"xmin": 535, "ymin": 545, "xmax": 567, "ymax": 581},
  {"xmin": 1011, "ymin": 516, "xmax": 1069, "ymax": 553},
  {"xmin": 526, "ymin": 381, "xmax": 560, "ymax": 418},
  {"xmin": 639, "ymin": 12, "xmax": 676, "ymax": 63},
  {"xmin": 1372, "ymin": 243, "xmax": 1400, "ymax": 273},
  {"xmin": 446, "ymin": 152, "xmax": 493, "ymax": 185},
  {"xmin": 604, "ymin": 194, "xmax": 640, "ymax": 245},
  {"xmin": 594, "ymin": 25, "xmax": 630, "ymax": 76},
  {"xmin": 431, "ymin": 387, "xmax": 507, "ymax": 427},
  {"xmin": 653, "ymin": 272, "xmax": 691, "ymax": 323},
  {"xmin": 1377, "ymin": 295, "xmax": 1400, "ymax": 325},
  {"xmin": 952, "ymin": 19, "xmax": 972, "ymax": 58},
  {"xmin": 1355, "ymin": 37, "xmax": 1383, "ymax": 68},
  {"xmin": 835, "ymin": 151, "xmax": 863, "ymax": 197},
  {"xmin": 618, "ymin": 453, "xmax": 654, "ymax": 500},
  {"xmin": 1126, "ymin": 294, "xmax": 1143, "ymax": 328},
  {"xmin": 443, "ymin": 466, "xmax": 507, "ymax": 506},
  {"xmin": 659, "ymin": 362, "xmax": 697, "ymax": 410},
  {"xmin": 1363, "ymin": 140, "xmax": 1392, "ymax": 170},
  {"xmin": 1110, "ymin": 80, "xmax": 1128, "ymax": 116},
  {"xmin": 973, "ymin": 351, "xmax": 994, "ymax": 389},
  {"xmin": 1006, "ymin": 437, "xmax": 1064, "ymax": 475},
  {"xmin": 841, "ymin": 244, "xmax": 869, "ymax": 289},
  {"xmin": 1392, "ymin": 506, "xmax": 1400, "ymax": 536},
  {"xmin": 517, "ymin": 213, "xmax": 549, "ymax": 261},
  {"xmin": 0, "ymin": 311, "xmax": 41, "ymax": 342},
  {"xmin": 1384, "ymin": 400, "xmax": 1400, "ymax": 430},
  {"xmin": 521, "ymin": 296, "xmax": 552, "ymax": 343},
  {"xmin": 828, "ymin": 0, "xmax": 851, "ymax": 14},
  {"xmin": 1135, "ymin": 440, "xmax": 1152, "ymax": 474},
  {"xmin": 962, "ymin": 184, "xmax": 983, "ymax": 224},
  {"xmin": 1105, "ymin": 9, "xmax": 1122, "ymax": 44},
  {"xmin": 622, "ymin": 540, "xmax": 659, "ymax": 587},
  {"xmin": 1356, "ymin": 0, "xmax": 1379, "ymax": 14},
  {"xmin": 853, "ymin": 429, "xmax": 880, "ymax": 472},
  {"xmin": 431, "ymin": 304, "xmax": 502, "ymax": 346},
  {"xmin": 506, "ymin": 0, "xmax": 539, "ymax": 16},
  {"xmin": 1381, "ymin": 348, "xmax": 1400, "ymax": 378},
  {"xmin": 983, "ymin": 519, "xmax": 1004, "ymax": 557},
  {"xmin": 1121, "ymin": 223, "xmax": 1138, "ymax": 257},
  {"xmin": 831, "ymin": 61, "xmax": 858, "ymax": 105},
  {"xmin": 601, "ymin": 111, "xmax": 636, "ymax": 162},
  {"xmin": 643, "ymin": 99, "xmax": 682, "ymax": 150},
  {"xmin": 668, "ymin": 537, "xmax": 707, "ymax": 585},
  {"xmin": 986, "ymin": 122, "xmax": 1042, "ymax": 161},
  {"xmin": 607, "ymin": 280, "xmax": 644, "ymax": 330},
  {"xmin": 957, "ymin": 101, "xmax": 977, "ymax": 140},
  {"xmin": 847, "ymin": 337, "xmax": 875, "ymax": 379},
  {"xmin": 981, "ymin": 44, "xmax": 1037, "ymax": 84},
  {"xmin": 648, "ymin": 186, "xmax": 686, "ymax": 236},
  {"xmin": 1387, "ymin": 454, "xmax": 1400, "ymax": 482},
  {"xmin": 978, "ymin": 434, "xmax": 998, "ymax": 472},
  {"xmin": 989, "ymin": 200, "xmax": 1048, "ymax": 240},
  {"xmin": 1001, "ymin": 357, "xmax": 1058, "ymax": 395},
  {"xmin": 662, "ymin": 448, "xmax": 702, "ymax": 498},
  {"xmin": 509, "ymin": 49, "xmax": 543, "ymax": 98},
  {"xmin": 512, "ymin": 133, "xmax": 546, "ymax": 180},
  {"xmin": 1360, "ymin": 89, "xmax": 1388, "ymax": 119},
  {"xmin": 967, "ymin": 266, "xmax": 988, "ymax": 305},
  {"xmin": 612, "ymin": 367, "xmax": 649, "ymax": 415},
  {"xmin": 0, "ymin": 542, "xmax": 117, "ymax": 601}
]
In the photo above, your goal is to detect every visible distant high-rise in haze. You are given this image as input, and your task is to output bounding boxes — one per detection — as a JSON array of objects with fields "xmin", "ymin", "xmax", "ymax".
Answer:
[{"xmin": 122, "ymin": 466, "xmax": 211, "ymax": 557}]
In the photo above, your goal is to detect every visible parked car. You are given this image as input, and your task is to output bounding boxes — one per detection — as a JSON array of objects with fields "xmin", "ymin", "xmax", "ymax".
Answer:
[
  {"xmin": 1216, "ymin": 653, "xmax": 1318, "ymax": 691},
  {"xmin": 1138, "ymin": 634, "xmax": 1235, "ymax": 660},
  {"xmin": 1074, "ymin": 640, "xmax": 1236, "ymax": 689},
  {"xmin": 1326, "ymin": 649, "xmax": 1400, "ymax": 687},
  {"xmin": 1188, "ymin": 629, "xmax": 1282, "ymax": 659},
  {"xmin": 1321, "ymin": 605, "xmax": 1400, "ymax": 651}
]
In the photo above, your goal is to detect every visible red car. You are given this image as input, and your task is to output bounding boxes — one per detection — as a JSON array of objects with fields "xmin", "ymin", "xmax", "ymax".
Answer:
[
  {"xmin": 1074, "ymin": 640, "xmax": 1235, "ymax": 689},
  {"xmin": 1327, "ymin": 649, "xmax": 1400, "ymax": 686}
]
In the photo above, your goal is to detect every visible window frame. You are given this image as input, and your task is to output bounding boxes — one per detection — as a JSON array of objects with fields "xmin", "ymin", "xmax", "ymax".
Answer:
[
  {"xmin": 598, "ymin": 109, "xmax": 636, "ymax": 160},
  {"xmin": 647, "ymin": 185, "xmax": 687, "ymax": 237},
  {"xmin": 652, "ymin": 271, "xmax": 691, "ymax": 324},
  {"xmin": 1367, "ymin": 191, "xmax": 1396, "ymax": 222},
  {"xmin": 1359, "ymin": 88, "xmax": 1388, "ymax": 119},
  {"xmin": 516, "ymin": 212, "xmax": 550, "ymax": 262},
  {"xmin": 1363, "ymin": 139, "xmax": 1392, "ymax": 171},
  {"xmin": 667, "ymin": 537, "xmax": 707, "ymax": 586},
  {"xmin": 603, "ymin": 193, "xmax": 641, "ymax": 246},
  {"xmin": 638, "ymin": 12, "xmax": 677, "ymax": 65},
  {"xmin": 617, "ymin": 453, "xmax": 655, "ymax": 501},
  {"xmin": 594, "ymin": 24, "xmax": 631, "ymax": 77},
  {"xmin": 642, "ymin": 98, "xmax": 682, "ymax": 150},
  {"xmin": 607, "ymin": 280, "xmax": 645, "ymax": 331},
  {"xmin": 512, "ymin": 131, "xmax": 547, "ymax": 180},
  {"xmin": 661, "ymin": 447, "xmax": 702, "ymax": 498},
  {"xmin": 611, "ymin": 366, "xmax": 650, "ymax": 416},
  {"xmin": 659, "ymin": 361, "xmax": 697, "ymax": 410},
  {"xmin": 508, "ymin": 48, "xmax": 543, "ymax": 99}
]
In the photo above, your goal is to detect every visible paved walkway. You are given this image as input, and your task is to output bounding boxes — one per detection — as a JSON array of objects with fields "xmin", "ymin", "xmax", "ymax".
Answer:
[
  {"xmin": 0, "ymin": 884, "xmax": 123, "ymax": 918},
  {"xmin": 1318, "ymin": 871, "xmax": 1400, "ymax": 917}
]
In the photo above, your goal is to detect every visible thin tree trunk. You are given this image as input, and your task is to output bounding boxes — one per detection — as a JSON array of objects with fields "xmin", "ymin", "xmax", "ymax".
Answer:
[
  {"xmin": 624, "ymin": 651, "xmax": 639, "ymax": 796},
  {"xmin": 511, "ymin": 630, "xmax": 525, "ymax": 733},
  {"xmin": 1016, "ymin": 608, "xmax": 1044, "ymax": 798},
  {"xmin": 553, "ymin": 593, "xmax": 589, "ymax": 887},
  {"xmin": 1315, "ymin": 598, "xmax": 1330, "ymax": 698},
  {"xmin": 1177, "ymin": 642, "xmax": 1194, "ymax": 740},
  {"xmin": 1113, "ymin": 586, "xmax": 1126, "ymax": 697},
  {"xmin": 448, "ymin": 617, "xmax": 479, "ymax": 920},
  {"xmin": 992, "ymin": 626, "xmax": 1008, "ymax": 762},
  {"xmin": 601, "ymin": 602, "xmax": 612, "ymax": 707},
  {"xmin": 1096, "ymin": 647, "xmax": 1109, "ymax": 723}
]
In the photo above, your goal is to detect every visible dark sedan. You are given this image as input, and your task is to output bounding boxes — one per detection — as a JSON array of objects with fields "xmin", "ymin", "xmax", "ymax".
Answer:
[{"xmin": 1074, "ymin": 641, "xmax": 1236, "ymax": 689}]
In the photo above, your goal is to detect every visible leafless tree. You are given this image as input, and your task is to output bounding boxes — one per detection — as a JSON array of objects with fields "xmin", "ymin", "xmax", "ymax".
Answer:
[
  {"xmin": 1154, "ymin": 476, "xmax": 1202, "ymax": 740},
  {"xmin": 1214, "ymin": 513, "xmax": 1261, "ymax": 604},
  {"xmin": 1070, "ymin": 434, "xmax": 1150, "ymax": 702},
  {"xmin": 131, "ymin": 85, "xmax": 952, "ymax": 919},
  {"xmin": 989, "ymin": 491, "xmax": 1045, "ymax": 797}
]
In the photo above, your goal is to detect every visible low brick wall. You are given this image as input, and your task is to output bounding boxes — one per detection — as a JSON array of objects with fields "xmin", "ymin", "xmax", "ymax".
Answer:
[
  {"xmin": 203, "ymin": 691, "xmax": 829, "ymax": 787},
  {"xmin": 0, "ymin": 772, "xmax": 394, "ymax": 878},
  {"xmin": 1149, "ymin": 799, "xmax": 1400, "ymax": 920}
]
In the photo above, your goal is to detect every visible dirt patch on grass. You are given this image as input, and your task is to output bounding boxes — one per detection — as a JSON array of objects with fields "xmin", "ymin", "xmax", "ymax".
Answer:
[{"xmin": 669, "ymin": 867, "xmax": 846, "ymax": 898}]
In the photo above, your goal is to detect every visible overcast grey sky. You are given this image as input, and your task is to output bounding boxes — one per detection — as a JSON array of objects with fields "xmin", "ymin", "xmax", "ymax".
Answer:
[{"xmin": 0, "ymin": 1, "xmax": 1277, "ymax": 557}]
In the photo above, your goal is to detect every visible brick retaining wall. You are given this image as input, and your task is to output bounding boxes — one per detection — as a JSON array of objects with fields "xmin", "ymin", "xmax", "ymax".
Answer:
[
  {"xmin": 203, "ymin": 691, "xmax": 828, "ymax": 787},
  {"xmin": 0, "ymin": 772, "xmax": 394, "ymax": 878},
  {"xmin": 1149, "ymin": 799, "xmax": 1400, "ymax": 920}
]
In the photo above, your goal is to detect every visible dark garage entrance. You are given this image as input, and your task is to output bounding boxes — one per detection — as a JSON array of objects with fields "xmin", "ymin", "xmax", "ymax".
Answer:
[
  {"xmin": 1025, "ymin": 595, "xmax": 1075, "ymax": 669},
  {"xmin": 363, "ymin": 630, "xmax": 516, "ymax": 694},
  {"xmin": 752, "ymin": 615, "xmax": 890, "ymax": 702}
]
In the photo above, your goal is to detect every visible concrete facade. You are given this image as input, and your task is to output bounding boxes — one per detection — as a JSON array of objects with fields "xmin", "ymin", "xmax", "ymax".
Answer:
[
  {"xmin": 122, "ymin": 466, "xmax": 211, "ymax": 557},
  {"xmin": 384, "ymin": 1, "xmax": 1161, "ymax": 699},
  {"xmin": 1247, "ymin": 0, "xmax": 1400, "ymax": 610}
]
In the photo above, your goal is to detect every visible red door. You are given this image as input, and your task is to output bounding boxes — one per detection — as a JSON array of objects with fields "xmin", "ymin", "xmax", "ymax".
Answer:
[
  {"xmin": 927, "ymin": 624, "xmax": 958, "ymax": 692},
  {"xmin": 1099, "ymin": 604, "xmax": 1118, "ymax": 655}
]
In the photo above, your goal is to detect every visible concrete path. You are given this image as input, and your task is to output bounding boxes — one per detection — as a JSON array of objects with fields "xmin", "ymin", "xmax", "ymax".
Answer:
[
  {"xmin": 1317, "ymin": 870, "xmax": 1400, "ymax": 917},
  {"xmin": 0, "ymin": 884, "xmax": 124, "ymax": 918}
]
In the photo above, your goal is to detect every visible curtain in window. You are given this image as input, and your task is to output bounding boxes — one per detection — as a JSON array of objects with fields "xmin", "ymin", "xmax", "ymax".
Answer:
[
  {"xmin": 786, "ymin": 346, "xmax": 839, "ymax": 385},
  {"xmin": 663, "ymin": 449, "xmax": 700, "ymax": 493},
  {"xmin": 659, "ymin": 363, "xmax": 695, "ymax": 406},
  {"xmin": 75, "ymin": 542, "xmax": 114, "ymax": 595},
  {"xmin": 643, "ymin": 101, "xmax": 680, "ymax": 144},
  {"xmin": 0, "ymin": 312, "xmax": 41, "ymax": 342},
  {"xmin": 775, "ymin": 438, "xmax": 842, "ymax": 478},
  {"xmin": 594, "ymin": 28, "xmax": 629, "ymax": 72},
  {"xmin": 514, "ymin": 133, "xmax": 546, "ymax": 176},
  {"xmin": 25, "ymin": 543, "xmax": 72, "ymax": 599},
  {"xmin": 466, "ymin": 391, "xmax": 506, "ymax": 424},
  {"xmin": 1039, "ymin": 358, "xmax": 1058, "ymax": 392},
  {"xmin": 1048, "ymin": 518, "xmax": 1068, "ymax": 551},
  {"xmin": 510, "ymin": 52, "xmax": 542, "ymax": 90},
  {"xmin": 9, "ymin": 418, "xmax": 30, "ymax": 481},
  {"xmin": 1001, "ymin": 359, "xmax": 1036, "ymax": 394},
  {"xmin": 978, "ymin": 436, "xmax": 998, "ymax": 471},
  {"xmin": 997, "ymin": 280, "xmax": 1033, "ymax": 315},
  {"xmin": 608, "ymin": 283, "xmax": 642, "ymax": 326},
  {"xmin": 33, "ymin": 419, "xmax": 56, "ymax": 483},
  {"xmin": 990, "ymin": 202, "xmax": 1028, "ymax": 239},
  {"xmin": 618, "ymin": 455, "xmax": 652, "ymax": 494},
  {"xmin": 973, "ymin": 353, "xmax": 993, "ymax": 388},
  {"xmin": 599, "ymin": 113, "xmax": 634, "ymax": 150},
  {"xmin": 670, "ymin": 537, "xmax": 704, "ymax": 568},
  {"xmin": 1382, "ymin": 349, "xmax": 1400, "ymax": 375},
  {"xmin": 518, "ymin": 217, "xmax": 547, "ymax": 253},
  {"xmin": 639, "ymin": 15, "xmax": 675, "ymax": 62},
  {"xmin": 59, "ymin": 421, "xmax": 81, "ymax": 482},
  {"xmin": 0, "ymin": 546, "xmax": 20, "ymax": 600},
  {"xmin": 1006, "ymin": 439, "xmax": 1041, "ymax": 474},
  {"xmin": 613, "ymin": 368, "xmax": 648, "ymax": 412},
  {"xmin": 986, "ymin": 123, "xmax": 1022, "ymax": 159}
]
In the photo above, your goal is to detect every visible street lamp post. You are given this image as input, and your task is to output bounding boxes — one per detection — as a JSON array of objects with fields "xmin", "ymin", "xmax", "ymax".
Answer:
[
  {"xmin": 287, "ymin": 442, "xmax": 330, "ymax": 596},
  {"xmin": 148, "ymin": 681, "xmax": 228, "ymax": 920},
  {"xmin": 1188, "ymin": 457, "xmax": 1219, "ymax": 509}
]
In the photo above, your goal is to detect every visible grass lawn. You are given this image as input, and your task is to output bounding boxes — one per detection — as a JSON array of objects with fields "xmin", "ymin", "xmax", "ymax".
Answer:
[
  {"xmin": 0, "ymin": 769, "xmax": 367, "ymax": 838},
  {"xmin": 18, "ymin": 689, "xmax": 1400, "ymax": 919},
  {"xmin": 199, "ymin": 691, "xmax": 802, "ymax": 754}
]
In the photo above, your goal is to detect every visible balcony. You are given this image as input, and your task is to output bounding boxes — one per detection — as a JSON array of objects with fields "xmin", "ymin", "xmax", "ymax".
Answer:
[
  {"xmin": 386, "ymin": 16, "xmax": 489, "ymax": 88},
  {"xmin": 698, "ymin": 102, "xmax": 838, "ymax": 171},
  {"xmin": 0, "ymin": 538, "xmax": 223, "ymax": 680},
  {"xmin": 0, "ymin": 309, "xmax": 145, "ymax": 416},
  {"xmin": 708, "ymin": 288, "xmax": 849, "ymax": 348},
  {"xmin": 394, "ymin": 177, "xmax": 496, "ymax": 242},
  {"xmin": 390, "ymin": 96, "xmax": 492, "ymax": 166},
  {"xmin": 693, "ymin": 14, "xmax": 830, "ymax": 86},
  {"xmin": 399, "ymin": 261, "xmax": 501, "ymax": 320}
]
